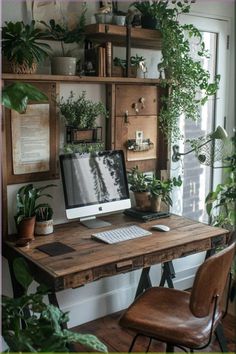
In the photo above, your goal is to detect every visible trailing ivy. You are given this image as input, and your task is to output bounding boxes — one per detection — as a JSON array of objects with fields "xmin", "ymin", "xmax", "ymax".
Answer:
[
  {"xmin": 156, "ymin": 1, "xmax": 220, "ymax": 141},
  {"xmin": 131, "ymin": 1, "xmax": 220, "ymax": 141}
]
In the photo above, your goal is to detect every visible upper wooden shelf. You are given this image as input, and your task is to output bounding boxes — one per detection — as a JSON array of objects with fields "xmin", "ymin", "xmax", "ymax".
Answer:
[
  {"xmin": 85, "ymin": 24, "xmax": 162, "ymax": 50},
  {"xmin": 2, "ymin": 73, "xmax": 162, "ymax": 85}
]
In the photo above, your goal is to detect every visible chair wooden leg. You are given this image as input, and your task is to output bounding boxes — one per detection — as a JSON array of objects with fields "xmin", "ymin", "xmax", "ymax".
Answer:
[
  {"xmin": 215, "ymin": 322, "xmax": 228, "ymax": 352},
  {"xmin": 128, "ymin": 334, "xmax": 139, "ymax": 352},
  {"xmin": 166, "ymin": 343, "xmax": 174, "ymax": 352}
]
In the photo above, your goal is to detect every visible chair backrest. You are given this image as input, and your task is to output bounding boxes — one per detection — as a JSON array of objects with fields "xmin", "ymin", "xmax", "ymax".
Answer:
[{"xmin": 190, "ymin": 242, "xmax": 235, "ymax": 317}]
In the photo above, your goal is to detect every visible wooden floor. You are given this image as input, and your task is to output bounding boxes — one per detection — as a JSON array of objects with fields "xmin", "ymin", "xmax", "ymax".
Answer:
[{"xmin": 72, "ymin": 311, "xmax": 236, "ymax": 352}]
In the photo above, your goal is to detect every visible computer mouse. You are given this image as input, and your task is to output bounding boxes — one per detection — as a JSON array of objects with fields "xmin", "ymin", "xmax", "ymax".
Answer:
[{"xmin": 151, "ymin": 224, "xmax": 170, "ymax": 232}]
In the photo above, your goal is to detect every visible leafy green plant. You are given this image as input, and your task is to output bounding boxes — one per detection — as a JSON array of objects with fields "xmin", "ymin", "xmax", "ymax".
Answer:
[
  {"xmin": 149, "ymin": 175, "xmax": 182, "ymax": 206},
  {"xmin": 63, "ymin": 142, "xmax": 105, "ymax": 154},
  {"xmin": 132, "ymin": 1, "xmax": 220, "ymax": 141},
  {"xmin": 128, "ymin": 166, "xmax": 151, "ymax": 192},
  {"xmin": 36, "ymin": 205, "xmax": 53, "ymax": 222},
  {"xmin": 2, "ymin": 258, "xmax": 107, "ymax": 352},
  {"xmin": 15, "ymin": 183, "xmax": 56, "ymax": 225},
  {"xmin": 59, "ymin": 91, "xmax": 107, "ymax": 129},
  {"xmin": 2, "ymin": 20, "xmax": 51, "ymax": 68},
  {"xmin": 1, "ymin": 82, "xmax": 48, "ymax": 113},
  {"xmin": 205, "ymin": 137, "xmax": 236, "ymax": 230},
  {"xmin": 113, "ymin": 54, "xmax": 145, "ymax": 69},
  {"xmin": 40, "ymin": 6, "xmax": 86, "ymax": 57}
]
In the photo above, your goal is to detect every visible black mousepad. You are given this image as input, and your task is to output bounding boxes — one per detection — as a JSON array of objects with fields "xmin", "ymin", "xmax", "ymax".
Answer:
[{"xmin": 36, "ymin": 242, "xmax": 75, "ymax": 256}]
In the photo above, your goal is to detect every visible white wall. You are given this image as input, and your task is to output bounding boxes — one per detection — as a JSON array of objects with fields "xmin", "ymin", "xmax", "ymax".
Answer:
[{"xmin": 2, "ymin": 0, "xmax": 235, "ymax": 326}]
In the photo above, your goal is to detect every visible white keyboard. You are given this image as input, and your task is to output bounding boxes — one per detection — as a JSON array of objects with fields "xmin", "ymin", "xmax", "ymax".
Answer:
[{"xmin": 91, "ymin": 225, "xmax": 152, "ymax": 244}]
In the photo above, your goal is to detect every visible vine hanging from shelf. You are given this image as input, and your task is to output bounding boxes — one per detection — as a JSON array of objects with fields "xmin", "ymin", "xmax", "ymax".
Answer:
[{"xmin": 131, "ymin": 1, "xmax": 220, "ymax": 142}]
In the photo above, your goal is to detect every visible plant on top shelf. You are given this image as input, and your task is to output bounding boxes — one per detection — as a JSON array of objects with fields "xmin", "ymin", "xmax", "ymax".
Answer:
[
  {"xmin": 40, "ymin": 12, "xmax": 86, "ymax": 57},
  {"xmin": 131, "ymin": 1, "xmax": 163, "ymax": 29},
  {"xmin": 40, "ymin": 4, "xmax": 86, "ymax": 75},
  {"xmin": 131, "ymin": 1, "xmax": 220, "ymax": 141},
  {"xmin": 2, "ymin": 20, "xmax": 51, "ymax": 74},
  {"xmin": 59, "ymin": 91, "xmax": 107, "ymax": 129},
  {"xmin": 2, "ymin": 257, "xmax": 107, "ymax": 353}
]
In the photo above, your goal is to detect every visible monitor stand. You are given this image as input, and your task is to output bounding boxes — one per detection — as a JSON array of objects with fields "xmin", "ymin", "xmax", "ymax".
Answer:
[{"xmin": 80, "ymin": 216, "xmax": 111, "ymax": 229}]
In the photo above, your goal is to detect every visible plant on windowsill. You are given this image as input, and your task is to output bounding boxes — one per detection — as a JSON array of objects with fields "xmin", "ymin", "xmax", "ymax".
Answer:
[
  {"xmin": 2, "ymin": 20, "xmax": 51, "ymax": 74},
  {"xmin": 59, "ymin": 90, "xmax": 107, "ymax": 144},
  {"xmin": 2, "ymin": 257, "xmax": 107, "ymax": 353},
  {"xmin": 40, "ymin": 4, "xmax": 86, "ymax": 75},
  {"xmin": 35, "ymin": 205, "xmax": 54, "ymax": 235},
  {"xmin": 149, "ymin": 175, "xmax": 182, "ymax": 212},
  {"xmin": 14, "ymin": 183, "xmax": 56, "ymax": 245},
  {"xmin": 128, "ymin": 166, "xmax": 152, "ymax": 211},
  {"xmin": 131, "ymin": 1, "xmax": 220, "ymax": 142}
]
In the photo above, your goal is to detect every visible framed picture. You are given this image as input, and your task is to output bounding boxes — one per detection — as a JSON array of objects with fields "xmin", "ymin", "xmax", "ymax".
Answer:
[{"xmin": 4, "ymin": 82, "xmax": 60, "ymax": 184}]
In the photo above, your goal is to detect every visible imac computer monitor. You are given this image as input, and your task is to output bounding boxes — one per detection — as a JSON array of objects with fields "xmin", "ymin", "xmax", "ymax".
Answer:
[{"xmin": 60, "ymin": 150, "xmax": 131, "ymax": 228}]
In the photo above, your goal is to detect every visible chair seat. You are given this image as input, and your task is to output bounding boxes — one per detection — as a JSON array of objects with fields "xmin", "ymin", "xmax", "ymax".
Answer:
[{"xmin": 119, "ymin": 287, "xmax": 221, "ymax": 349}]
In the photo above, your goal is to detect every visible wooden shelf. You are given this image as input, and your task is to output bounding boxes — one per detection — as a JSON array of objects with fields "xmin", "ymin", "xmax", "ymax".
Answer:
[
  {"xmin": 2, "ymin": 73, "xmax": 162, "ymax": 85},
  {"xmin": 85, "ymin": 24, "xmax": 162, "ymax": 50}
]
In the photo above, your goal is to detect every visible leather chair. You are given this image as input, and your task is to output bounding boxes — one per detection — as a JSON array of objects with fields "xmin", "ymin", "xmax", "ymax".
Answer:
[{"xmin": 120, "ymin": 242, "xmax": 235, "ymax": 352}]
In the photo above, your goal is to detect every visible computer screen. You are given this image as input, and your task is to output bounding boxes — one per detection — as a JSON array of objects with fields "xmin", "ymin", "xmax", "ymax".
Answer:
[{"xmin": 60, "ymin": 150, "xmax": 131, "ymax": 228}]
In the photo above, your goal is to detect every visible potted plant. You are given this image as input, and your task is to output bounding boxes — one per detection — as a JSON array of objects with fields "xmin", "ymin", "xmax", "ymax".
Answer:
[
  {"xmin": 40, "ymin": 5, "xmax": 86, "ymax": 75},
  {"xmin": 113, "ymin": 54, "xmax": 146, "ymax": 77},
  {"xmin": 131, "ymin": 1, "xmax": 162, "ymax": 29},
  {"xmin": 2, "ymin": 20, "xmax": 51, "ymax": 74},
  {"xmin": 14, "ymin": 183, "xmax": 56, "ymax": 244},
  {"xmin": 2, "ymin": 257, "xmax": 107, "ymax": 352},
  {"xmin": 94, "ymin": 4, "xmax": 113, "ymax": 24},
  {"xmin": 149, "ymin": 175, "xmax": 182, "ymax": 212},
  {"xmin": 1, "ymin": 82, "xmax": 48, "ymax": 113},
  {"xmin": 35, "ymin": 205, "xmax": 54, "ymax": 235},
  {"xmin": 112, "ymin": 3, "xmax": 127, "ymax": 26},
  {"xmin": 59, "ymin": 90, "xmax": 107, "ymax": 143},
  {"xmin": 128, "ymin": 166, "xmax": 152, "ymax": 211}
]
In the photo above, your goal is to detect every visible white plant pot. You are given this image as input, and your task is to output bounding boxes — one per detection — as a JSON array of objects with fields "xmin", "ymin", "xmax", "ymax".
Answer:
[
  {"xmin": 35, "ymin": 219, "xmax": 54, "ymax": 235},
  {"xmin": 51, "ymin": 57, "xmax": 77, "ymax": 76}
]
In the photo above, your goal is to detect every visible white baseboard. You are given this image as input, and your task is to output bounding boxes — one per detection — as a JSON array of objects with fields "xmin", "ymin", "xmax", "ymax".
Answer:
[{"xmin": 65, "ymin": 266, "xmax": 198, "ymax": 328}]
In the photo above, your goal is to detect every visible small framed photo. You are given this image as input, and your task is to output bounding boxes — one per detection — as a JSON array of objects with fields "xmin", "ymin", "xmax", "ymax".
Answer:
[{"xmin": 136, "ymin": 130, "xmax": 143, "ymax": 145}]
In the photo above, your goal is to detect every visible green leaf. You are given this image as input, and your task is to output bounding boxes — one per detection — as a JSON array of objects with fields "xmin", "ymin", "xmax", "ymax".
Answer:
[
  {"xmin": 13, "ymin": 258, "xmax": 33, "ymax": 291},
  {"xmin": 2, "ymin": 82, "xmax": 48, "ymax": 113}
]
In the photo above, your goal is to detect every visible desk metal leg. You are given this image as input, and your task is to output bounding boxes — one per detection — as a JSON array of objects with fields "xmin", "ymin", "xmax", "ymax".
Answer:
[
  {"xmin": 159, "ymin": 261, "xmax": 176, "ymax": 288},
  {"xmin": 135, "ymin": 267, "xmax": 152, "ymax": 298}
]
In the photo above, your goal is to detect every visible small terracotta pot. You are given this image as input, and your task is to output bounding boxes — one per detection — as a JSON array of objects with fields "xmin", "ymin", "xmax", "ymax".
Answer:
[
  {"xmin": 17, "ymin": 216, "xmax": 35, "ymax": 241},
  {"xmin": 134, "ymin": 191, "xmax": 151, "ymax": 211}
]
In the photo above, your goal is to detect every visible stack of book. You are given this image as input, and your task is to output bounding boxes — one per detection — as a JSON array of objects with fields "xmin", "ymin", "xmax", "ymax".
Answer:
[{"xmin": 84, "ymin": 42, "xmax": 113, "ymax": 77}]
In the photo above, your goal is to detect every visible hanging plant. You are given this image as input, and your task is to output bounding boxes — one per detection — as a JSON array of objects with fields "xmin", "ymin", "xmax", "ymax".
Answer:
[{"xmin": 132, "ymin": 1, "xmax": 220, "ymax": 141}]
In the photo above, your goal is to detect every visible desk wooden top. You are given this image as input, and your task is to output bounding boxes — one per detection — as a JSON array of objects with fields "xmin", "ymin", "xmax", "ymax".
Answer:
[{"xmin": 3, "ymin": 214, "xmax": 229, "ymax": 291}]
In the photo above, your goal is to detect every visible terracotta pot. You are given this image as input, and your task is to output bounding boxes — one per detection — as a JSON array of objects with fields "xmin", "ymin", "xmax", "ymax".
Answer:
[
  {"xmin": 134, "ymin": 191, "xmax": 151, "ymax": 211},
  {"xmin": 17, "ymin": 216, "xmax": 35, "ymax": 241},
  {"xmin": 35, "ymin": 219, "xmax": 53, "ymax": 235},
  {"xmin": 151, "ymin": 195, "xmax": 162, "ymax": 212}
]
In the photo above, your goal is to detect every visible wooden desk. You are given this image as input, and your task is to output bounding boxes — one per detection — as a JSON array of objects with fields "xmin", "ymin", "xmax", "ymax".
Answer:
[{"xmin": 3, "ymin": 214, "xmax": 229, "ymax": 297}]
